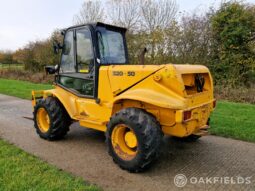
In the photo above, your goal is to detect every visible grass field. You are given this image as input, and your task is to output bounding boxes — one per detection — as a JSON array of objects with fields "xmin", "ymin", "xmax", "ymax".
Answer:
[
  {"xmin": 210, "ymin": 101, "xmax": 255, "ymax": 142},
  {"xmin": 0, "ymin": 139, "xmax": 99, "ymax": 191},
  {"xmin": 0, "ymin": 63, "xmax": 24, "ymax": 70},
  {"xmin": 0, "ymin": 78, "xmax": 52, "ymax": 99},
  {"xmin": 0, "ymin": 78, "xmax": 254, "ymax": 142}
]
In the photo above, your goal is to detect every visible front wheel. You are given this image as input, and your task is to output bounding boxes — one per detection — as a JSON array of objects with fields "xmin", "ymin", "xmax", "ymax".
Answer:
[
  {"xmin": 106, "ymin": 108, "xmax": 163, "ymax": 172},
  {"xmin": 33, "ymin": 97, "xmax": 71, "ymax": 141}
]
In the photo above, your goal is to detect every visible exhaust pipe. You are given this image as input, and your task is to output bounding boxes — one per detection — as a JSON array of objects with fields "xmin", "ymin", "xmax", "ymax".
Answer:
[{"xmin": 139, "ymin": 48, "xmax": 147, "ymax": 65}]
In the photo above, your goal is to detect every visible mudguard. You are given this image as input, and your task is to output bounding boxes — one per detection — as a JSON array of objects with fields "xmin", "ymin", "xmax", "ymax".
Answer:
[{"xmin": 113, "ymin": 89, "xmax": 186, "ymax": 110}]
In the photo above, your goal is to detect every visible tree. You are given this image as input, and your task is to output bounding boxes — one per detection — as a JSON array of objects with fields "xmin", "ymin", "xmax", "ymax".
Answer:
[
  {"xmin": 164, "ymin": 12, "xmax": 212, "ymax": 65},
  {"xmin": 13, "ymin": 30, "xmax": 63, "ymax": 72},
  {"xmin": 73, "ymin": 0, "xmax": 105, "ymax": 24},
  {"xmin": 139, "ymin": 0, "xmax": 178, "ymax": 64},
  {"xmin": 211, "ymin": 1, "xmax": 255, "ymax": 86},
  {"xmin": 108, "ymin": 0, "xmax": 141, "ymax": 31},
  {"xmin": 140, "ymin": 0, "xmax": 178, "ymax": 32},
  {"xmin": 0, "ymin": 51, "xmax": 14, "ymax": 67}
]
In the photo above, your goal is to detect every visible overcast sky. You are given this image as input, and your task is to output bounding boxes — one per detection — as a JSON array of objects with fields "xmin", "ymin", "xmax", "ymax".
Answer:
[{"xmin": 0, "ymin": 0, "xmax": 255, "ymax": 51}]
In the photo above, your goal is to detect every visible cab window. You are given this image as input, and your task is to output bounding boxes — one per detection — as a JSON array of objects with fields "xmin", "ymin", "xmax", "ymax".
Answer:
[
  {"xmin": 76, "ymin": 28, "xmax": 94, "ymax": 73},
  {"xmin": 60, "ymin": 30, "xmax": 75, "ymax": 73},
  {"xmin": 97, "ymin": 28, "xmax": 126, "ymax": 64}
]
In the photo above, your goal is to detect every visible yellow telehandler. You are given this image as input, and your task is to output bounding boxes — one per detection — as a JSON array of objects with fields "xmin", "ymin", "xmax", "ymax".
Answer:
[{"xmin": 32, "ymin": 22, "xmax": 216, "ymax": 172}]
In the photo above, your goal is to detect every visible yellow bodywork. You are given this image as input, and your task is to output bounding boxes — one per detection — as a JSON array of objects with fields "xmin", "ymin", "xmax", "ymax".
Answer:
[{"xmin": 32, "ymin": 64, "xmax": 215, "ymax": 138}]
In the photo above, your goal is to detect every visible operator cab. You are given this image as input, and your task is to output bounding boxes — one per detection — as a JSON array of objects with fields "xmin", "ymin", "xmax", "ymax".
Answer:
[{"xmin": 53, "ymin": 22, "xmax": 128, "ymax": 98}]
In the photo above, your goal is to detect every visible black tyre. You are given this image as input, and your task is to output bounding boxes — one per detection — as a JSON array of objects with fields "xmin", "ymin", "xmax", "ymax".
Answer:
[
  {"xmin": 106, "ymin": 108, "xmax": 163, "ymax": 172},
  {"xmin": 33, "ymin": 97, "xmax": 71, "ymax": 141}
]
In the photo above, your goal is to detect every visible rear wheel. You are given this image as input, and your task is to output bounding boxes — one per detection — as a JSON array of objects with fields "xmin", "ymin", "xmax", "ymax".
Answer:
[
  {"xmin": 33, "ymin": 97, "xmax": 71, "ymax": 141},
  {"xmin": 106, "ymin": 108, "xmax": 163, "ymax": 172}
]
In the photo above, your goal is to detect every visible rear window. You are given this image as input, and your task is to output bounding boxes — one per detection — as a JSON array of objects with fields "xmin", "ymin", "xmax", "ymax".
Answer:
[{"xmin": 97, "ymin": 27, "xmax": 126, "ymax": 64}]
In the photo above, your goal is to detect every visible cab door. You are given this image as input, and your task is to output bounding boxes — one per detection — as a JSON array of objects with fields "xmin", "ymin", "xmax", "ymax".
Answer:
[{"xmin": 57, "ymin": 27, "xmax": 96, "ymax": 98}]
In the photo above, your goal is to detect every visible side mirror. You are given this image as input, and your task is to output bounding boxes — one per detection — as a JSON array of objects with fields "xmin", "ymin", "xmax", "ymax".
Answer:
[
  {"xmin": 45, "ymin": 65, "xmax": 57, "ymax": 75},
  {"xmin": 53, "ymin": 40, "xmax": 63, "ymax": 55}
]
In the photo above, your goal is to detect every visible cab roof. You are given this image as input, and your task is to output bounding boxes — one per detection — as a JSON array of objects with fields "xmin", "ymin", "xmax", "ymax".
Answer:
[{"xmin": 63, "ymin": 22, "xmax": 127, "ymax": 33}]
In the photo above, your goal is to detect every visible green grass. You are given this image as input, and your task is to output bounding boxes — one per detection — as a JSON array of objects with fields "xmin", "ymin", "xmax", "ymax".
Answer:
[
  {"xmin": 0, "ymin": 78, "xmax": 52, "ymax": 99},
  {"xmin": 0, "ymin": 139, "xmax": 99, "ymax": 191},
  {"xmin": 0, "ymin": 63, "xmax": 24, "ymax": 70},
  {"xmin": 210, "ymin": 101, "xmax": 255, "ymax": 142}
]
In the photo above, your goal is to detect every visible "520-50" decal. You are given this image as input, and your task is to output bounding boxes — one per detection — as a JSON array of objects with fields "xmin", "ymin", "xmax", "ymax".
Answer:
[{"xmin": 112, "ymin": 71, "xmax": 135, "ymax": 76}]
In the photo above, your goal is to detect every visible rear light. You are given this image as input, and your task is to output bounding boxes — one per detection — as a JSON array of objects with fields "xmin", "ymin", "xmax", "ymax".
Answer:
[
  {"xmin": 213, "ymin": 100, "xmax": 217, "ymax": 108},
  {"xmin": 183, "ymin": 110, "xmax": 192, "ymax": 121}
]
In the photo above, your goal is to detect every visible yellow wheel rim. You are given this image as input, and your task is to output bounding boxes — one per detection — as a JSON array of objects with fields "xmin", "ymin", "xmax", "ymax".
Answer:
[
  {"xmin": 36, "ymin": 108, "xmax": 50, "ymax": 133},
  {"xmin": 111, "ymin": 124, "xmax": 138, "ymax": 160}
]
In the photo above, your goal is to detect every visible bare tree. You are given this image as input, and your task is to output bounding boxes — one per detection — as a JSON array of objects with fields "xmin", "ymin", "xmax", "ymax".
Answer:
[
  {"xmin": 140, "ymin": 0, "xmax": 178, "ymax": 32},
  {"xmin": 108, "ymin": 0, "xmax": 141, "ymax": 31},
  {"xmin": 73, "ymin": 1, "xmax": 105, "ymax": 24},
  {"xmin": 138, "ymin": 0, "xmax": 178, "ymax": 63},
  {"xmin": 108, "ymin": 0, "xmax": 177, "ymax": 32}
]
